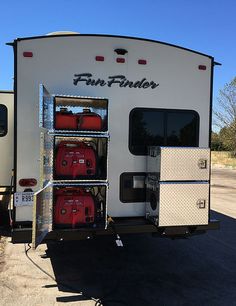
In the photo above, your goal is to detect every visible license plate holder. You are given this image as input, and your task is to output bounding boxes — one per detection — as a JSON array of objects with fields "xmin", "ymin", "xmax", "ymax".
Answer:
[{"xmin": 14, "ymin": 192, "xmax": 34, "ymax": 207}]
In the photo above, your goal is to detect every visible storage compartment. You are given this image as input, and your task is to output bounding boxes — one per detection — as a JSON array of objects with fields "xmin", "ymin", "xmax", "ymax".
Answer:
[
  {"xmin": 32, "ymin": 86, "xmax": 109, "ymax": 248},
  {"xmin": 54, "ymin": 96, "xmax": 108, "ymax": 132},
  {"xmin": 53, "ymin": 136, "xmax": 108, "ymax": 181},
  {"xmin": 148, "ymin": 146, "xmax": 210, "ymax": 181},
  {"xmin": 146, "ymin": 180, "xmax": 209, "ymax": 226},
  {"xmin": 53, "ymin": 184, "xmax": 107, "ymax": 229},
  {"xmin": 146, "ymin": 146, "xmax": 210, "ymax": 227},
  {"xmin": 120, "ymin": 172, "xmax": 146, "ymax": 203}
]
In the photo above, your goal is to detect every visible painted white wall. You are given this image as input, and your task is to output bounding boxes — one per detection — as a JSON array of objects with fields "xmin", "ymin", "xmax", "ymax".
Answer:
[{"xmin": 15, "ymin": 35, "xmax": 212, "ymax": 221}]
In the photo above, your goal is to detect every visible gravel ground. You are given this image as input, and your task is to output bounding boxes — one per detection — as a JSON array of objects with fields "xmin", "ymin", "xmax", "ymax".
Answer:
[{"xmin": 0, "ymin": 237, "xmax": 6, "ymax": 273}]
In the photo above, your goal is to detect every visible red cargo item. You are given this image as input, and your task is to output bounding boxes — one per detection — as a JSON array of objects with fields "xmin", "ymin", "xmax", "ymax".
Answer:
[
  {"xmin": 55, "ymin": 141, "xmax": 97, "ymax": 178},
  {"xmin": 55, "ymin": 108, "xmax": 78, "ymax": 130},
  {"xmin": 54, "ymin": 188, "xmax": 95, "ymax": 228},
  {"xmin": 77, "ymin": 108, "xmax": 102, "ymax": 131}
]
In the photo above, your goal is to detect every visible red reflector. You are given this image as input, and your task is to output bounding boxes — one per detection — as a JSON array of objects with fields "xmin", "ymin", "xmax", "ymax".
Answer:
[
  {"xmin": 23, "ymin": 52, "xmax": 33, "ymax": 58},
  {"xmin": 116, "ymin": 58, "xmax": 125, "ymax": 63},
  {"xmin": 138, "ymin": 59, "xmax": 147, "ymax": 65},
  {"xmin": 19, "ymin": 178, "xmax": 37, "ymax": 187},
  {"xmin": 95, "ymin": 56, "xmax": 104, "ymax": 62},
  {"xmin": 198, "ymin": 65, "xmax": 206, "ymax": 70}
]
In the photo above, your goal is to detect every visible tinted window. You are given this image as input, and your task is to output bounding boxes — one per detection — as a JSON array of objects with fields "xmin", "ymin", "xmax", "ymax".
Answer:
[
  {"xmin": 129, "ymin": 109, "xmax": 164, "ymax": 155},
  {"xmin": 0, "ymin": 104, "xmax": 7, "ymax": 137},
  {"xmin": 167, "ymin": 112, "xmax": 199, "ymax": 146},
  {"xmin": 129, "ymin": 108, "xmax": 199, "ymax": 155}
]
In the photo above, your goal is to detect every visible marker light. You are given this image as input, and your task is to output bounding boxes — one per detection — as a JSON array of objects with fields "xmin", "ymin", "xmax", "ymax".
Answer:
[
  {"xmin": 95, "ymin": 56, "xmax": 104, "ymax": 62},
  {"xmin": 23, "ymin": 52, "xmax": 33, "ymax": 58},
  {"xmin": 198, "ymin": 65, "xmax": 206, "ymax": 70},
  {"xmin": 138, "ymin": 59, "xmax": 147, "ymax": 65},
  {"xmin": 116, "ymin": 58, "xmax": 125, "ymax": 63}
]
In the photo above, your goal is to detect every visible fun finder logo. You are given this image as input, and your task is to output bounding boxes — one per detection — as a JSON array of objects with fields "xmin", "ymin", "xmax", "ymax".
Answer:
[{"xmin": 73, "ymin": 73, "xmax": 159, "ymax": 89}]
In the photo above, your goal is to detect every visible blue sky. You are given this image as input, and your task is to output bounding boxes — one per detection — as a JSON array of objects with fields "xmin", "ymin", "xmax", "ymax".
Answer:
[{"xmin": 0, "ymin": 0, "xmax": 235, "ymax": 109}]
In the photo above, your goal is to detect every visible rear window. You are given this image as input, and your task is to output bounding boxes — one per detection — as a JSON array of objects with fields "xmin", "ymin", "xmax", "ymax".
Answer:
[
  {"xmin": 129, "ymin": 108, "xmax": 199, "ymax": 155},
  {"xmin": 166, "ymin": 111, "xmax": 199, "ymax": 146},
  {"xmin": 0, "ymin": 104, "xmax": 8, "ymax": 137}
]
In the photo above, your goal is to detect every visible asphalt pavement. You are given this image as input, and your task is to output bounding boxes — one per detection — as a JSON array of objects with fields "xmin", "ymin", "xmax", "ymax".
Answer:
[
  {"xmin": 44, "ymin": 167, "xmax": 236, "ymax": 306},
  {"xmin": 46, "ymin": 211, "xmax": 236, "ymax": 306},
  {"xmin": 211, "ymin": 168, "xmax": 236, "ymax": 218}
]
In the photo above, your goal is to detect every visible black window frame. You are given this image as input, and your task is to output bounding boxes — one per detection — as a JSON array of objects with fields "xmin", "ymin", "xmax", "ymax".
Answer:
[
  {"xmin": 0, "ymin": 104, "xmax": 8, "ymax": 137},
  {"xmin": 129, "ymin": 107, "xmax": 200, "ymax": 155}
]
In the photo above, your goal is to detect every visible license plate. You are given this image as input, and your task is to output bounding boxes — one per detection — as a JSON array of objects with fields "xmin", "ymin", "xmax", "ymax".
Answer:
[{"xmin": 14, "ymin": 192, "xmax": 34, "ymax": 207}]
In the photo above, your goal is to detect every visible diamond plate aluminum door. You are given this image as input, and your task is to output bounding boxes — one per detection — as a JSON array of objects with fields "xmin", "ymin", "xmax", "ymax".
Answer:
[
  {"xmin": 159, "ymin": 182, "xmax": 209, "ymax": 226},
  {"xmin": 148, "ymin": 147, "xmax": 210, "ymax": 181},
  {"xmin": 32, "ymin": 183, "xmax": 53, "ymax": 249}
]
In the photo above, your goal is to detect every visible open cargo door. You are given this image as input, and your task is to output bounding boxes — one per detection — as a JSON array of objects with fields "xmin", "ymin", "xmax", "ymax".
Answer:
[
  {"xmin": 39, "ymin": 84, "xmax": 54, "ymax": 131},
  {"xmin": 0, "ymin": 91, "xmax": 14, "ymax": 235},
  {"xmin": 32, "ymin": 85, "xmax": 109, "ymax": 248},
  {"xmin": 32, "ymin": 85, "xmax": 53, "ymax": 248},
  {"xmin": 32, "ymin": 182, "xmax": 53, "ymax": 249}
]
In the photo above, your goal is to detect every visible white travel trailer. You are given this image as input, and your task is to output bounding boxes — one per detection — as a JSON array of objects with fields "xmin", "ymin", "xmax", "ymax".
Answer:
[{"xmin": 0, "ymin": 34, "xmax": 219, "ymax": 247}]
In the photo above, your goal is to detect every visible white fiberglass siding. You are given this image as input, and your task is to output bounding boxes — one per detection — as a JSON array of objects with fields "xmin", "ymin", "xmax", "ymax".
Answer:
[{"xmin": 15, "ymin": 35, "xmax": 212, "ymax": 221}]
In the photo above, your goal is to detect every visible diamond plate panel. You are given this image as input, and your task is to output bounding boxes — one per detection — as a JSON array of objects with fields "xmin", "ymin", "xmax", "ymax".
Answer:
[
  {"xmin": 148, "ymin": 147, "xmax": 210, "ymax": 181},
  {"xmin": 159, "ymin": 182, "xmax": 209, "ymax": 226},
  {"xmin": 43, "ymin": 133, "xmax": 54, "ymax": 182},
  {"xmin": 32, "ymin": 183, "xmax": 53, "ymax": 249}
]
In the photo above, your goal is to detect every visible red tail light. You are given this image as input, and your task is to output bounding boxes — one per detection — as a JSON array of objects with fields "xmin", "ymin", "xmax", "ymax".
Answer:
[{"xmin": 19, "ymin": 178, "xmax": 37, "ymax": 187}]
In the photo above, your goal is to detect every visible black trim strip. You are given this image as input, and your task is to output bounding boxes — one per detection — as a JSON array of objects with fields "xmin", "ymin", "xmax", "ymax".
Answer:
[
  {"xmin": 209, "ymin": 58, "xmax": 214, "ymax": 148},
  {"xmin": 0, "ymin": 90, "xmax": 14, "ymax": 94},
  {"xmin": 0, "ymin": 192, "xmax": 13, "ymax": 195},
  {"xmin": 0, "ymin": 185, "xmax": 12, "ymax": 188},
  {"xmin": 11, "ymin": 34, "xmax": 213, "ymax": 59},
  {"xmin": 12, "ymin": 42, "xmax": 17, "ymax": 225},
  {"xmin": 208, "ymin": 57, "xmax": 215, "ymax": 220}
]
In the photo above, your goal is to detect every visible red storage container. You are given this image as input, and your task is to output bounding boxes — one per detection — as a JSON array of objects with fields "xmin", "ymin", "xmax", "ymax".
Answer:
[
  {"xmin": 55, "ymin": 108, "xmax": 103, "ymax": 131},
  {"xmin": 55, "ymin": 141, "xmax": 97, "ymax": 178},
  {"xmin": 77, "ymin": 108, "xmax": 102, "ymax": 131},
  {"xmin": 55, "ymin": 108, "xmax": 78, "ymax": 130},
  {"xmin": 54, "ymin": 188, "xmax": 95, "ymax": 228}
]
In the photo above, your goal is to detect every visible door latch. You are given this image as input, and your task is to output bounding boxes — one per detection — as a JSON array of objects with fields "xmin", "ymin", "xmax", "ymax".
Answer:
[
  {"xmin": 198, "ymin": 159, "xmax": 207, "ymax": 169},
  {"xmin": 197, "ymin": 199, "xmax": 206, "ymax": 209}
]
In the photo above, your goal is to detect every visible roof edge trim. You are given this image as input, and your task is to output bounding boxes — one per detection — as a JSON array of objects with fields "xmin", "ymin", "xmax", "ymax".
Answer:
[{"xmin": 12, "ymin": 34, "xmax": 213, "ymax": 59}]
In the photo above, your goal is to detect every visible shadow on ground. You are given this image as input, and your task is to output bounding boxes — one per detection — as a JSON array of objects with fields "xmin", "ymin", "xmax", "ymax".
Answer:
[{"xmin": 45, "ymin": 211, "xmax": 236, "ymax": 306}]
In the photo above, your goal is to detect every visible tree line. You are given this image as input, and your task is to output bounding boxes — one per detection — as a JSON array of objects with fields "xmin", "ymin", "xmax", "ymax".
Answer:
[{"xmin": 212, "ymin": 77, "xmax": 236, "ymax": 155}]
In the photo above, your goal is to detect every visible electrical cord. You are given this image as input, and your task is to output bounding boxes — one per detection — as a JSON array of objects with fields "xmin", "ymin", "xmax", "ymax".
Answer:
[
  {"xmin": 24, "ymin": 243, "xmax": 98, "ymax": 303},
  {"xmin": 24, "ymin": 243, "xmax": 57, "ymax": 282},
  {"xmin": 24, "ymin": 243, "xmax": 127, "ymax": 306},
  {"xmin": 107, "ymin": 216, "xmax": 124, "ymax": 247}
]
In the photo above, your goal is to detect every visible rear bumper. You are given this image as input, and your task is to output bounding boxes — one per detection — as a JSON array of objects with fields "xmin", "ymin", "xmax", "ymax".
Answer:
[{"xmin": 11, "ymin": 218, "xmax": 220, "ymax": 244}]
